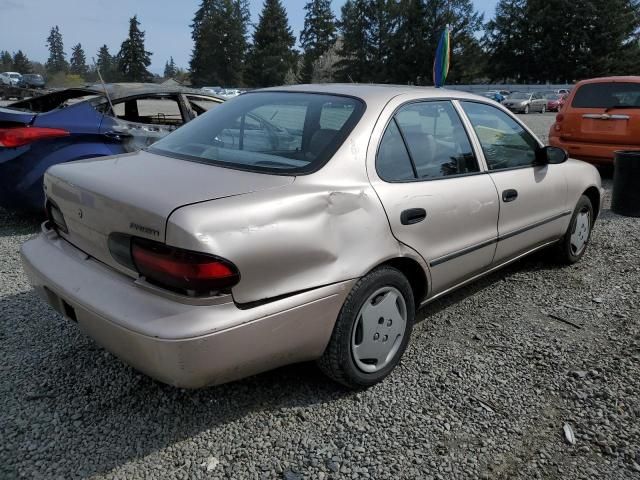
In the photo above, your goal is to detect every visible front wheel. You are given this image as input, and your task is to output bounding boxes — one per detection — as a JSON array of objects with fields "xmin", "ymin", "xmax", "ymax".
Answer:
[
  {"xmin": 541, "ymin": 104, "xmax": 546, "ymax": 114},
  {"xmin": 523, "ymin": 105, "xmax": 530, "ymax": 114},
  {"xmin": 553, "ymin": 195, "xmax": 594, "ymax": 264},
  {"xmin": 317, "ymin": 266, "xmax": 415, "ymax": 389}
]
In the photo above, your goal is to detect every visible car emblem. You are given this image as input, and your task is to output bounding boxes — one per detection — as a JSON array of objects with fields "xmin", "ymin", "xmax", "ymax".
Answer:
[{"xmin": 77, "ymin": 208, "xmax": 83, "ymax": 219}]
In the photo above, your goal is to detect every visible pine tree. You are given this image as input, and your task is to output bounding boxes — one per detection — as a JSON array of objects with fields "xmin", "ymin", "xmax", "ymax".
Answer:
[
  {"xmin": 164, "ymin": 57, "xmax": 177, "ymax": 78},
  {"xmin": 117, "ymin": 15, "xmax": 152, "ymax": 82},
  {"xmin": 0, "ymin": 51, "xmax": 13, "ymax": 71},
  {"xmin": 336, "ymin": 0, "xmax": 372, "ymax": 82},
  {"xmin": 388, "ymin": 0, "xmax": 428, "ymax": 84},
  {"xmin": 69, "ymin": 43, "xmax": 88, "ymax": 77},
  {"xmin": 246, "ymin": 0, "xmax": 297, "ymax": 87},
  {"xmin": 300, "ymin": 0, "xmax": 337, "ymax": 83},
  {"xmin": 96, "ymin": 45, "xmax": 115, "ymax": 81},
  {"xmin": 12, "ymin": 50, "xmax": 31, "ymax": 73},
  {"xmin": 46, "ymin": 25, "xmax": 68, "ymax": 73},
  {"xmin": 485, "ymin": 0, "xmax": 530, "ymax": 82},
  {"xmin": 190, "ymin": 0, "xmax": 250, "ymax": 86}
]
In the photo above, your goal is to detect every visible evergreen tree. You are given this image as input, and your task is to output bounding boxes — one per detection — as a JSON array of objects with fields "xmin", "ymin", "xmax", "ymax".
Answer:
[
  {"xmin": 388, "ymin": 0, "xmax": 428, "ymax": 84},
  {"xmin": 300, "ymin": 0, "xmax": 337, "ymax": 83},
  {"xmin": 46, "ymin": 25, "xmax": 68, "ymax": 73},
  {"xmin": 190, "ymin": 0, "xmax": 250, "ymax": 86},
  {"xmin": 164, "ymin": 57, "xmax": 177, "ymax": 78},
  {"xmin": 69, "ymin": 43, "xmax": 88, "ymax": 77},
  {"xmin": 117, "ymin": 15, "xmax": 152, "ymax": 82},
  {"xmin": 0, "ymin": 51, "xmax": 13, "ymax": 71},
  {"xmin": 96, "ymin": 45, "xmax": 115, "ymax": 81},
  {"xmin": 336, "ymin": 0, "xmax": 373, "ymax": 82},
  {"xmin": 246, "ymin": 0, "xmax": 297, "ymax": 87},
  {"xmin": 12, "ymin": 50, "xmax": 31, "ymax": 73}
]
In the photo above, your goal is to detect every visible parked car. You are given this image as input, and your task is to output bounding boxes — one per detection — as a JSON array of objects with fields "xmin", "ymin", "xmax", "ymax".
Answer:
[
  {"xmin": 0, "ymin": 71, "xmax": 22, "ymax": 86},
  {"xmin": 546, "ymin": 93, "xmax": 567, "ymax": 112},
  {"xmin": 18, "ymin": 74, "xmax": 46, "ymax": 89},
  {"xmin": 549, "ymin": 76, "xmax": 640, "ymax": 165},
  {"xmin": 20, "ymin": 84, "xmax": 602, "ymax": 389},
  {"xmin": 503, "ymin": 92, "xmax": 547, "ymax": 113},
  {"xmin": 556, "ymin": 88, "xmax": 572, "ymax": 95},
  {"xmin": 0, "ymin": 83, "xmax": 223, "ymax": 210}
]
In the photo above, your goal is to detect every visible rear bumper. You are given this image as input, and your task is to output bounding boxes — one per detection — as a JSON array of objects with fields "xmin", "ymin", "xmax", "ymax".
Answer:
[
  {"xmin": 549, "ymin": 135, "xmax": 637, "ymax": 165},
  {"xmin": 21, "ymin": 227, "xmax": 354, "ymax": 388}
]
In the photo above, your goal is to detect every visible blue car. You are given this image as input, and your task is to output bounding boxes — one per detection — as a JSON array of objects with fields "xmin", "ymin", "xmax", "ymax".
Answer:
[{"xmin": 0, "ymin": 84, "xmax": 223, "ymax": 210}]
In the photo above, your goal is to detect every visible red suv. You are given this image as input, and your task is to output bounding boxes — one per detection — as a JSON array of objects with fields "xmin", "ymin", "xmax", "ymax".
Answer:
[{"xmin": 549, "ymin": 76, "xmax": 640, "ymax": 165}]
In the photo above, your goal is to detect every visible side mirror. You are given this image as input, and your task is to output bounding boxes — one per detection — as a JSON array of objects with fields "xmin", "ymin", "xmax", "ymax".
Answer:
[{"xmin": 536, "ymin": 145, "xmax": 568, "ymax": 165}]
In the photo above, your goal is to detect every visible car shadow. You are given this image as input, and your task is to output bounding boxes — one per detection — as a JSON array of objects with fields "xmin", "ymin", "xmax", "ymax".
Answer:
[
  {"xmin": 0, "ymin": 207, "xmax": 42, "ymax": 238},
  {"xmin": 0, "ymin": 288, "xmax": 352, "ymax": 478}
]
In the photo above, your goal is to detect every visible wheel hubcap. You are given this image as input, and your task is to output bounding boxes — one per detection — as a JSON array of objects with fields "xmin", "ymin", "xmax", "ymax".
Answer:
[
  {"xmin": 570, "ymin": 209, "xmax": 590, "ymax": 255},
  {"xmin": 351, "ymin": 287, "xmax": 407, "ymax": 373}
]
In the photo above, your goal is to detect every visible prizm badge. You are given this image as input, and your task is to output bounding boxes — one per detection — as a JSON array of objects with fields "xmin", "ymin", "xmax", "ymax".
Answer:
[{"xmin": 130, "ymin": 222, "xmax": 160, "ymax": 237}]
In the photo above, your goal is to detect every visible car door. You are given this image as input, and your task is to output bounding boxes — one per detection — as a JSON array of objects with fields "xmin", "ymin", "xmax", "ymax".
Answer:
[
  {"xmin": 459, "ymin": 101, "xmax": 568, "ymax": 264},
  {"xmin": 369, "ymin": 99, "xmax": 500, "ymax": 295},
  {"xmin": 100, "ymin": 94, "xmax": 189, "ymax": 153}
]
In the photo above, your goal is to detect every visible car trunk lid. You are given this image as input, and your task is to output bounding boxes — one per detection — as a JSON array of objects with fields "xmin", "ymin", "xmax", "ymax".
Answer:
[
  {"xmin": 0, "ymin": 107, "xmax": 36, "ymax": 126},
  {"xmin": 44, "ymin": 150, "xmax": 294, "ymax": 276}
]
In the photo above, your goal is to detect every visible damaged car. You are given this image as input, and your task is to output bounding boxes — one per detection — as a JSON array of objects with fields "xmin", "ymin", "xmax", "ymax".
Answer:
[
  {"xmin": 0, "ymin": 84, "xmax": 223, "ymax": 210},
  {"xmin": 21, "ymin": 85, "xmax": 602, "ymax": 389}
]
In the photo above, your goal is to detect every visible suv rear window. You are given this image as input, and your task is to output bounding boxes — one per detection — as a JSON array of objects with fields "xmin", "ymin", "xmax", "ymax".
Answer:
[
  {"xmin": 149, "ymin": 92, "xmax": 365, "ymax": 174},
  {"xmin": 571, "ymin": 82, "xmax": 640, "ymax": 109}
]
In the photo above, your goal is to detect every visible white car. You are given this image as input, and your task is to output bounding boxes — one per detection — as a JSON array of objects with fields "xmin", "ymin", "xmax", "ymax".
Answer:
[{"xmin": 1, "ymin": 72, "xmax": 23, "ymax": 86}]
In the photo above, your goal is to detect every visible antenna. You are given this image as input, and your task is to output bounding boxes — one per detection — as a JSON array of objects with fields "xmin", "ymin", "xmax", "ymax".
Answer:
[{"xmin": 92, "ymin": 57, "xmax": 115, "ymax": 114}]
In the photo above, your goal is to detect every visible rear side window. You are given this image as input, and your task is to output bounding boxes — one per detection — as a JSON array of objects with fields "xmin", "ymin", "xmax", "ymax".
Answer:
[
  {"xmin": 376, "ymin": 100, "xmax": 479, "ymax": 181},
  {"xmin": 112, "ymin": 96, "xmax": 184, "ymax": 126},
  {"xmin": 149, "ymin": 92, "xmax": 365, "ymax": 174},
  {"xmin": 572, "ymin": 83, "xmax": 640, "ymax": 108}
]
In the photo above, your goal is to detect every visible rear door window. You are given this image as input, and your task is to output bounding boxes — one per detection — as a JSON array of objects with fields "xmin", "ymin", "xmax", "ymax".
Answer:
[
  {"xmin": 572, "ymin": 83, "xmax": 640, "ymax": 109},
  {"xmin": 112, "ymin": 95, "xmax": 185, "ymax": 126},
  {"xmin": 382, "ymin": 100, "xmax": 479, "ymax": 180},
  {"xmin": 185, "ymin": 95, "xmax": 222, "ymax": 117}
]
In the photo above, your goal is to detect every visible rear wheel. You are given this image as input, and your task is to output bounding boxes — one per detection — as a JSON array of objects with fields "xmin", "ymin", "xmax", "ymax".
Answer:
[
  {"xmin": 554, "ymin": 195, "xmax": 593, "ymax": 264},
  {"xmin": 317, "ymin": 266, "xmax": 415, "ymax": 389},
  {"xmin": 523, "ymin": 105, "xmax": 530, "ymax": 114},
  {"xmin": 541, "ymin": 104, "xmax": 546, "ymax": 114}
]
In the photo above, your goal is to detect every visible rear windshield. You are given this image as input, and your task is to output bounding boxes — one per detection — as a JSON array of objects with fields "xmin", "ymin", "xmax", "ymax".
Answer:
[
  {"xmin": 149, "ymin": 92, "xmax": 365, "ymax": 174},
  {"xmin": 572, "ymin": 82, "xmax": 640, "ymax": 108}
]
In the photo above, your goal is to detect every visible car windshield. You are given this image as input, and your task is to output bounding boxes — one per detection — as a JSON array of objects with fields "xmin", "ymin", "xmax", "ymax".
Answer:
[
  {"xmin": 149, "ymin": 92, "xmax": 365, "ymax": 174},
  {"xmin": 9, "ymin": 74, "xmax": 21, "ymax": 79},
  {"xmin": 510, "ymin": 92, "xmax": 530, "ymax": 99},
  {"xmin": 572, "ymin": 82, "xmax": 640, "ymax": 109}
]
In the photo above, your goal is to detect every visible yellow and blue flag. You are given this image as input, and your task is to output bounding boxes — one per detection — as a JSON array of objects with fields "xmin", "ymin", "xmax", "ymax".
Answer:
[{"xmin": 433, "ymin": 26, "xmax": 450, "ymax": 88}]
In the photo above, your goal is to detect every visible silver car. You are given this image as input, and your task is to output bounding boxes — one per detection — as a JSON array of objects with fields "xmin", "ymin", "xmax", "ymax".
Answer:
[
  {"xmin": 21, "ymin": 85, "xmax": 602, "ymax": 389},
  {"xmin": 503, "ymin": 92, "xmax": 547, "ymax": 113}
]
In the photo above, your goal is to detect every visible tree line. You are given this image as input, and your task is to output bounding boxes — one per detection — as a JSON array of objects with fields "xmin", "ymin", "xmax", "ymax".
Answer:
[{"xmin": 2, "ymin": 0, "xmax": 639, "ymax": 87}]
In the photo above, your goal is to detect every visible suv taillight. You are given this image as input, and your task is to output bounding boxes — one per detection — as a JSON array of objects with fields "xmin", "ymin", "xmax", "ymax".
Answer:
[
  {"xmin": 0, "ymin": 127, "xmax": 69, "ymax": 148},
  {"xmin": 131, "ymin": 238, "xmax": 240, "ymax": 295}
]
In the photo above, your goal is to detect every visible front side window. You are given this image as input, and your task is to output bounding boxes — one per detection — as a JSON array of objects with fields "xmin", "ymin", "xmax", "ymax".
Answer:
[
  {"xmin": 150, "ymin": 92, "xmax": 364, "ymax": 174},
  {"xmin": 460, "ymin": 101, "xmax": 539, "ymax": 171},
  {"xmin": 376, "ymin": 100, "xmax": 479, "ymax": 181},
  {"xmin": 112, "ymin": 96, "xmax": 184, "ymax": 126}
]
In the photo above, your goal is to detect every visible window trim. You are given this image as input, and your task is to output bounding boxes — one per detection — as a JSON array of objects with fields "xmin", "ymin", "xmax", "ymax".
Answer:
[
  {"xmin": 457, "ymin": 99, "xmax": 544, "ymax": 173},
  {"xmin": 374, "ymin": 98, "xmax": 484, "ymax": 184}
]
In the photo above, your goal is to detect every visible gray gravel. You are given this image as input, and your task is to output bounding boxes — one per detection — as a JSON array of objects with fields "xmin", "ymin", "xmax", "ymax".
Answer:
[{"xmin": 1, "ymin": 114, "xmax": 639, "ymax": 479}]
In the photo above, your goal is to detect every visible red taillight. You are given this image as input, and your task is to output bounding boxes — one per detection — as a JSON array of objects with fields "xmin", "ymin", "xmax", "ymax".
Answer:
[
  {"xmin": 131, "ymin": 238, "xmax": 240, "ymax": 294},
  {"xmin": 0, "ymin": 126, "xmax": 70, "ymax": 148}
]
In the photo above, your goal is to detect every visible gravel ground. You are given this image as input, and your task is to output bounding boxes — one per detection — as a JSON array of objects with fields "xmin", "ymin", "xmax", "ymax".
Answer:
[{"xmin": 1, "ymin": 114, "xmax": 639, "ymax": 480}]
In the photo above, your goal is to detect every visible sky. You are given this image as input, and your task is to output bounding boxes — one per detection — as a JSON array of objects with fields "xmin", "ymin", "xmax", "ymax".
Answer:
[{"xmin": 0, "ymin": 0, "xmax": 498, "ymax": 74}]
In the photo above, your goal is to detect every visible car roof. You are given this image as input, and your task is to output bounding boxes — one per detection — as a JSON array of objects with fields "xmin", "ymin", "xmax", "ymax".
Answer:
[
  {"xmin": 81, "ymin": 82, "xmax": 222, "ymax": 101},
  {"xmin": 257, "ymin": 83, "xmax": 493, "ymax": 104},
  {"xmin": 574, "ymin": 76, "xmax": 640, "ymax": 87}
]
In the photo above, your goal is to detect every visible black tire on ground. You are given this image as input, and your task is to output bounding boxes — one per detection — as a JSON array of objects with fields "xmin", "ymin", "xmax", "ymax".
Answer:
[
  {"xmin": 553, "ymin": 195, "xmax": 594, "ymax": 265},
  {"xmin": 317, "ymin": 266, "xmax": 415, "ymax": 389}
]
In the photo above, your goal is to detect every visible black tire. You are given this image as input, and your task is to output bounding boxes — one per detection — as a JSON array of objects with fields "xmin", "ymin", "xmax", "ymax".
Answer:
[
  {"xmin": 553, "ymin": 195, "xmax": 594, "ymax": 264},
  {"xmin": 317, "ymin": 266, "xmax": 415, "ymax": 389}
]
